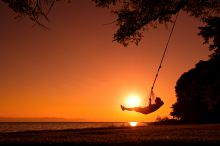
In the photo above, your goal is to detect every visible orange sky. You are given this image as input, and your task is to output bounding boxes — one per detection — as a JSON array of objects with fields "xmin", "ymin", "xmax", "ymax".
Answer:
[{"xmin": 0, "ymin": 1, "xmax": 210, "ymax": 122}]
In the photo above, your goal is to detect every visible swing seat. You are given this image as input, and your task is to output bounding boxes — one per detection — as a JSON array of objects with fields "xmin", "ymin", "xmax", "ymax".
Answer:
[
  {"xmin": 136, "ymin": 97, "xmax": 164, "ymax": 114},
  {"xmin": 144, "ymin": 97, "xmax": 164, "ymax": 114}
]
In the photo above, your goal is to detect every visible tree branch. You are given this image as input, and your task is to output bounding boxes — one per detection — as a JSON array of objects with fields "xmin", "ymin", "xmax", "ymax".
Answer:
[{"xmin": 117, "ymin": 0, "xmax": 189, "ymax": 41}]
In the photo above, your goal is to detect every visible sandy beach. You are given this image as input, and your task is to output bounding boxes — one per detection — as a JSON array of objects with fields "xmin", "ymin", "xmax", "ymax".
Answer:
[{"xmin": 0, "ymin": 124, "xmax": 220, "ymax": 145}]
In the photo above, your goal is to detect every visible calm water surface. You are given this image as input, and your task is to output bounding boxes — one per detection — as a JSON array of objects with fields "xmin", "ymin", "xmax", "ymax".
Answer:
[{"xmin": 0, "ymin": 122, "xmax": 148, "ymax": 133}]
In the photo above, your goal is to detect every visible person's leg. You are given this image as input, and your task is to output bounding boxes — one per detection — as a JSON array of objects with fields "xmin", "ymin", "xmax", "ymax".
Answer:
[
  {"xmin": 120, "ymin": 105, "xmax": 135, "ymax": 111},
  {"xmin": 133, "ymin": 107, "xmax": 146, "ymax": 113},
  {"xmin": 124, "ymin": 107, "xmax": 135, "ymax": 111},
  {"xmin": 121, "ymin": 105, "xmax": 144, "ymax": 112}
]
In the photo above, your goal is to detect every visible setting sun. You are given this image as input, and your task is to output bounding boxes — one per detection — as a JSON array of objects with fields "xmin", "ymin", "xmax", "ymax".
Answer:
[
  {"xmin": 129, "ymin": 122, "xmax": 138, "ymax": 127},
  {"xmin": 126, "ymin": 94, "xmax": 141, "ymax": 107}
]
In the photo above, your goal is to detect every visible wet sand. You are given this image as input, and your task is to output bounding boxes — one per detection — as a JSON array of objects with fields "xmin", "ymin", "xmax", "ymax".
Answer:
[{"xmin": 0, "ymin": 124, "xmax": 220, "ymax": 145}]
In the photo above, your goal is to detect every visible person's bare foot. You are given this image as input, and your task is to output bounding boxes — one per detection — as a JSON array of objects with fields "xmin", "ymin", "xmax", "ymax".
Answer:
[{"xmin": 120, "ymin": 105, "xmax": 125, "ymax": 111}]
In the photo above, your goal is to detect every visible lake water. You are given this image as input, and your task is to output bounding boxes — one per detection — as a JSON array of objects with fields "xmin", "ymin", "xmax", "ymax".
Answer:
[{"xmin": 0, "ymin": 122, "xmax": 149, "ymax": 133}]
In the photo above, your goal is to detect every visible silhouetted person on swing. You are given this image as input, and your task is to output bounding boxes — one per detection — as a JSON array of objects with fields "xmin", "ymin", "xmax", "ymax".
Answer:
[
  {"xmin": 119, "ymin": 12, "xmax": 179, "ymax": 115},
  {"xmin": 120, "ymin": 97, "xmax": 164, "ymax": 115}
]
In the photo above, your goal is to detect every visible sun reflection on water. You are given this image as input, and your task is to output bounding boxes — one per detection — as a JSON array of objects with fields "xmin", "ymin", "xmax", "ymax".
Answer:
[{"xmin": 129, "ymin": 122, "xmax": 138, "ymax": 127}]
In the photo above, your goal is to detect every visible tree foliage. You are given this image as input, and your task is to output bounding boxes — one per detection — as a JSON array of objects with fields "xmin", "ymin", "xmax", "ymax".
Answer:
[
  {"xmin": 171, "ymin": 17, "xmax": 220, "ymax": 123},
  {"xmin": 171, "ymin": 59, "xmax": 220, "ymax": 123},
  {"xmin": 93, "ymin": 0, "xmax": 220, "ymax": 46},
  {"xmin": 199, "ymin": 17, "xmax": 220, "ymax": 59},
  {"xmin": 2, "ymin": 0, "xmax": 57, "ymax": 28},
  {"xmin": 3, "ymin": 0, "xmax": 220, "ymax": 44}
]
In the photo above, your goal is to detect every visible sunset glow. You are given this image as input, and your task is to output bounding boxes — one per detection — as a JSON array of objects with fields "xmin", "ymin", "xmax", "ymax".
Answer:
[
  {"xmin": 0, "ymin": 1, "xmax": 210, "ymax": 122},
  {"xmin": 126, "ymin": 94, "xmax": 141, "ymax": 107},
  {"xmin": 129, "ymin": 122, "xmax": 138, "ymax": 127}
]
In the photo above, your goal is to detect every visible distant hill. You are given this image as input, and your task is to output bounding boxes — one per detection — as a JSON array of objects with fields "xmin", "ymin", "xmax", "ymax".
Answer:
[{"xmin": 0, "ymin": 117, "xmax": 86, "ymax": 122}]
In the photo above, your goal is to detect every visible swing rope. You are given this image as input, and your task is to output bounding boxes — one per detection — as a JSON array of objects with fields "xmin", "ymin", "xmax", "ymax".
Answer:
[{"xmin": 149, "ymin": 12, "xmax": 179, "ymax": 99}]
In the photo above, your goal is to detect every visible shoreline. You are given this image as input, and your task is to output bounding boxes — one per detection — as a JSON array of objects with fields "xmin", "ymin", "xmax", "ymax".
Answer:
[{"xmin": 0, "ymin": 124, "xmax": 220, "ymax": 145}]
